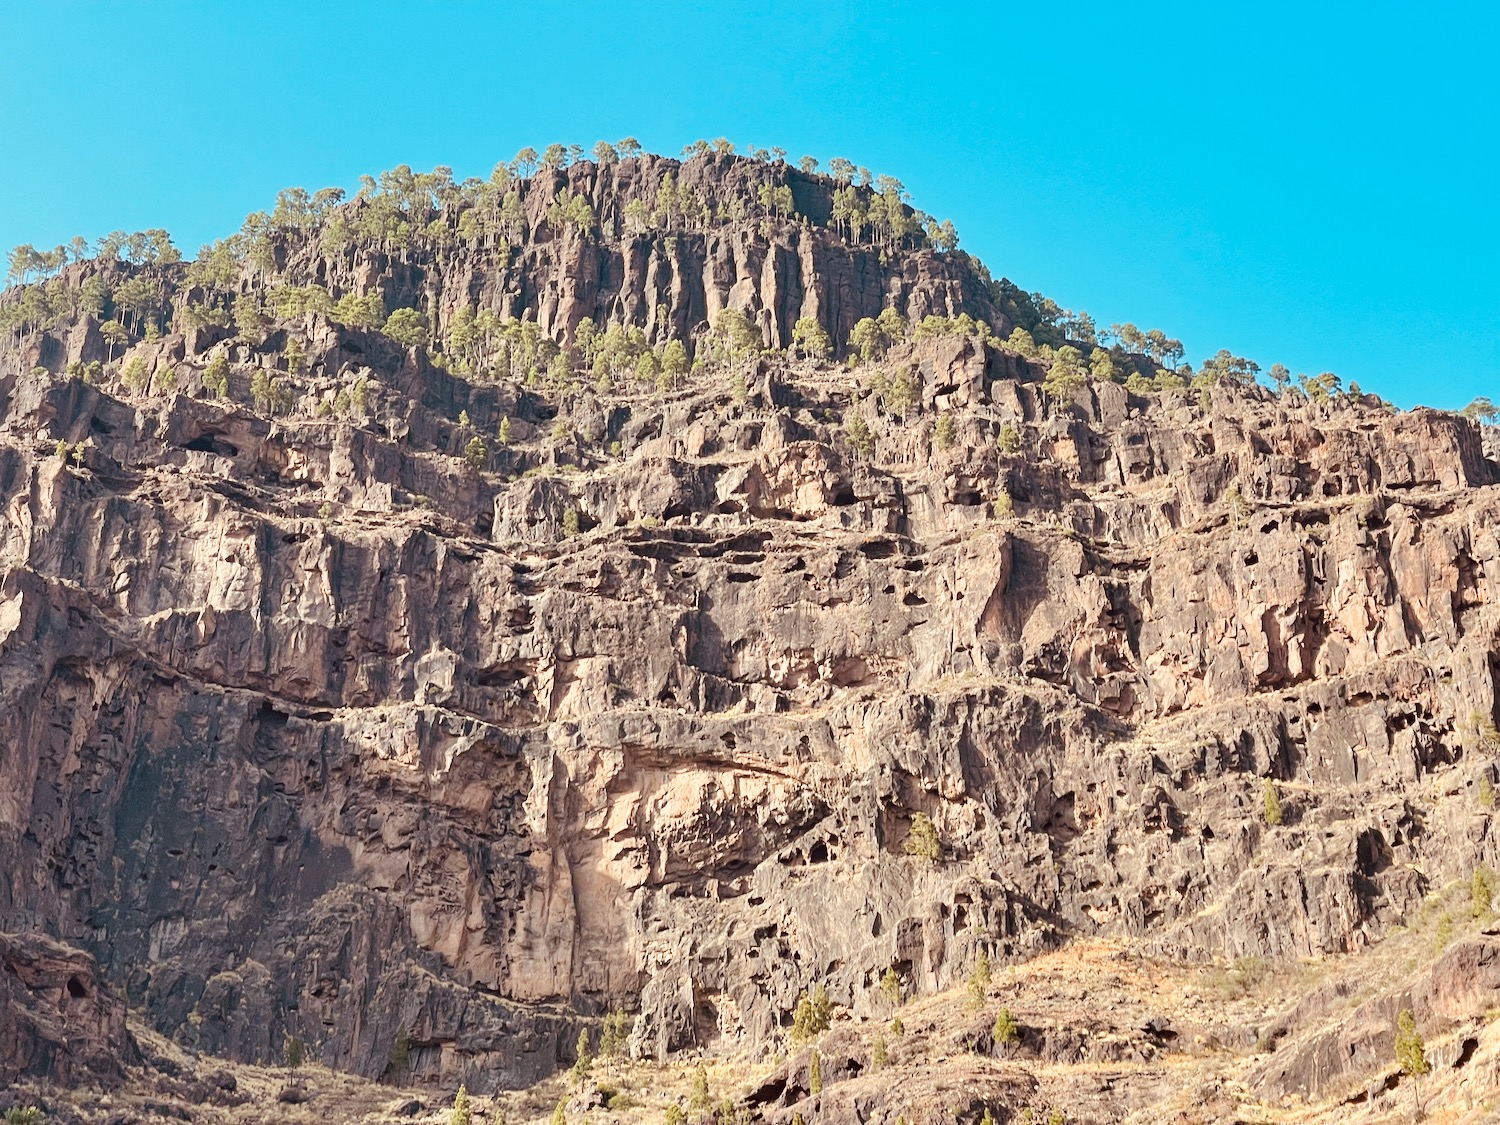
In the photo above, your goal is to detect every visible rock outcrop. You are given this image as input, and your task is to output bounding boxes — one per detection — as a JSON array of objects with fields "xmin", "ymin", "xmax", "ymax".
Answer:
[
  {"xmin": 2, "ymin": 152, "xmax": 1499, "ymax": 1105},
  {"xmin": 0, "ymin": 932, "xmax": 137, "ymax": 1085}
]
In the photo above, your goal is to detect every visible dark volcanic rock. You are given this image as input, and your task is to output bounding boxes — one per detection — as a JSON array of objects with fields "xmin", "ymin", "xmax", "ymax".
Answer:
[{"xmin": 0, "ymin": 932, "xmax": 138, "ymax": 1085}]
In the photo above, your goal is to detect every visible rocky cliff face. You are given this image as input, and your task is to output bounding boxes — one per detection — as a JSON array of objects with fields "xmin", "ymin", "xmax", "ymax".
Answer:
[{"xmin": 2, "ymin": 153, "xmax": 1499, "ymax": 1110}]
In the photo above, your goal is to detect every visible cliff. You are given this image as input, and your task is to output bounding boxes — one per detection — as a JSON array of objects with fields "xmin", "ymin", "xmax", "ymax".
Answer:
[{"xmin": 2, "ymin": 150, "xmax": 1499, "ymax": 1122}]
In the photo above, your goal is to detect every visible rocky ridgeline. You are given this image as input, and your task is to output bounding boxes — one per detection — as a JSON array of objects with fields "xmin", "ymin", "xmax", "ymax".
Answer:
[{"xmin": 2, "ymin": 152, "xmax": 1499, "ymax": 1115}]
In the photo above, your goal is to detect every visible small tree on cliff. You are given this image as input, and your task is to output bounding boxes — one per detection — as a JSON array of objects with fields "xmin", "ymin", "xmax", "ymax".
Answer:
[
  {"xmin": 967, "ymin": 950, "xmax": 992, "ymax": 1010},
  {"xmin": 450, "ymin": 1085, "xmax": 472, "ymax": 1125},
  {"xmin": 1473, "ymin": 865, "xmax": 1497, "ymax": 917},
  {"xmin": 1462, "ymin": 397, "xmax": 1498, "ymax": 424},
  {"xmin": 843, "ymin": 410, "xmax": 874, "ymax": 458},
  {"xmin": 880, "ymin": 966, "xmax": 902, "ymax": 1008},
  {"xmin": 690, "ymin": 1063, "xmax": 711, "ymax": 1110},
  {"xmin": 993, "ymin": 1007, "xmax": 1020, "ymax": 1056},
  {"xmin": 1042, "ymin": 346, "xmax": 1087, "ymax": 402},
  {"xmin": 904, "ymin": 813, "xmax": 940, "ymax": 863},
  {"xmin": 569, "ymin": 1028, "xmax": 593, "ymax": 1087},
  {"xmin": 1262, "ymin": 779, "xmax": 1283, "ymax": 827},
  {"xmin": 792, "ymin": 316, "xmax": 832, "ymax": 361},
  {"xmin": 791, "ymin": 984, "xmax": 832, "ymax": 1043},
  {"xmin": 384, "ymin": 307, "xmax": 429, "ymax": 348},
  {"xmin": 464, "ymin": 436, "xmax": 488, "ymax": 471},
  {"xmin": 1395, "ymin": 1008, "xmax": 1428, "ymax": 1118},
  {"xmin": 598, "ymin": 1008, "xmax": 630, "ymax": 1079},
  {"xmin": 934, "ymin": 412, "xmax": 956, "ymax": 450}
]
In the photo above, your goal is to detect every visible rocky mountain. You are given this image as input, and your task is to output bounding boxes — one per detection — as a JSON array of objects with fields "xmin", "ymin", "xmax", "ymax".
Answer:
[{"xmin": 2, "ymin": 148, "xmax": 1499, "ymax": 1123}]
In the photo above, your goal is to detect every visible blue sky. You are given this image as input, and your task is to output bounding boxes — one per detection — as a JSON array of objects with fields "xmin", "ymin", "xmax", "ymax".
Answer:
[{"xmin": 2, "ymin": 1, "xmax": 1495, "ymax": 408}]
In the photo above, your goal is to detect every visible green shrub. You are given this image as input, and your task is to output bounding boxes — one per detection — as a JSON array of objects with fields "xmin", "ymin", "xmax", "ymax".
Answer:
[
  {"xmin": 1475, "ymin": 866, "xmax": 1496, "ymax": 916},
  {"xmin": 1435, "ymin": 911, "xmax": 1455, "ymax": 953},
  {"xmin": 389, "ymin": 1027, "xmax": 409, "ymax": 1072},
  {"xmin": 904, "ymin": 813, "xmax": 940, "ymax": 862}
]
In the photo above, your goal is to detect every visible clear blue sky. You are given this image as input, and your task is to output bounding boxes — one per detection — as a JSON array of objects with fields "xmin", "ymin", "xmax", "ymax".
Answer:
[{"xmin": 2, "ymin": 1, "xmax": 1495, "ymax": 409}]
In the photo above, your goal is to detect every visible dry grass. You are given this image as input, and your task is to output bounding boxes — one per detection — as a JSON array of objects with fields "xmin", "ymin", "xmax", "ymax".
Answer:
[{"xmin": 13, "ymin": 925, "xmax": 1500, "ymax": 1125}]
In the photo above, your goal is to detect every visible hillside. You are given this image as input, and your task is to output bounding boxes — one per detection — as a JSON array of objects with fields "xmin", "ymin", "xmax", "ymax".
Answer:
[{"xmin": 2, "ymin": 145, "xmax": 1499, "ymax": 1124}]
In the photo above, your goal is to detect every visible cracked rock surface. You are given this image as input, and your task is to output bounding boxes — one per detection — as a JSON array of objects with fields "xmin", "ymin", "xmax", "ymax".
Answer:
[{"xmin": 3, "ymin": 161, "xmax": 1500, "ymax": 1101}]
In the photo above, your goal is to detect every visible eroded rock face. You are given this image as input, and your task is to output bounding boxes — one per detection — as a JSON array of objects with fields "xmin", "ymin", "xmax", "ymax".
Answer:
[
  {"xmin": 0, "ymin": 932, "xmax": 137, "ymax": 1085},
  {"xmin": 2, "ymin": 163, "xmax": 1500, "ymax": 1094}
]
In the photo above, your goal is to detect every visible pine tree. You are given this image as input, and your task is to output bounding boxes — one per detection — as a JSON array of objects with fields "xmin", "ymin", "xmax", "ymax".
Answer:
[
  {"xmin": 1263, "ymin": 779, "xmax": 1283, "ymax": 826},
  {"xmin": 968, "ymin": 950, "xmax": 991, "ymax": 1009},
  {"xmin": 934, "ymin": 412, "xmax": 956, "ymax": 450},
  {"xmin": 879, "ymin": 966, "xmax": 902, "ymax": 1008},
  {"xmin": 808, "ymin": 1049, "xmax": 822, "ymax": 1094},
  {"xmin": 450, "ymin": 1085, "xmax": 471, "ymax": 1125},
  {"xmin": 993, "ymin": 1007, "xmax": 1020, "ymax": 1055},
  {"xmin": 904, "ymin": 813, "xmax": 940, "ymax": 862},
  {"xmin": 464, "ymin": 436, "xmax": 488, "ymax": 471},
  {"xmin": 1395, "ymin": 1008, "xmax": 1428, "ymax": 1119},
  {"xmin": 844, "ymin": 411, "xmax": 874, "ymax": 458},
  {"xmin": 202, "ymin": 355, "xmax": 230, "ymax": 398},
  {"xmin": 598, "ymin": 1008, "xmax": 629, "ymax": 1079},
  {"xmin": 568, "ymin": 1028, "xmax": 592, "ymax": 1086},
  {"xmin": 690, "ymin": 1063, "xmax": 711, "ymax": 1109},
  {"xmin": 791, "ymin": 985, "xmax": 832, "ymax": 1042}
]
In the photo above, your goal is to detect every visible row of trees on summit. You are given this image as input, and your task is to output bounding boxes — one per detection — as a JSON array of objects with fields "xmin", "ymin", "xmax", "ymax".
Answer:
[
  {"xmin": 0, "ymin": 140, "xmax": 1437, "ymax": 417},
  {"xmin": 5, "ymin": 138, "xmax": 962, "ymax": 304}
]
